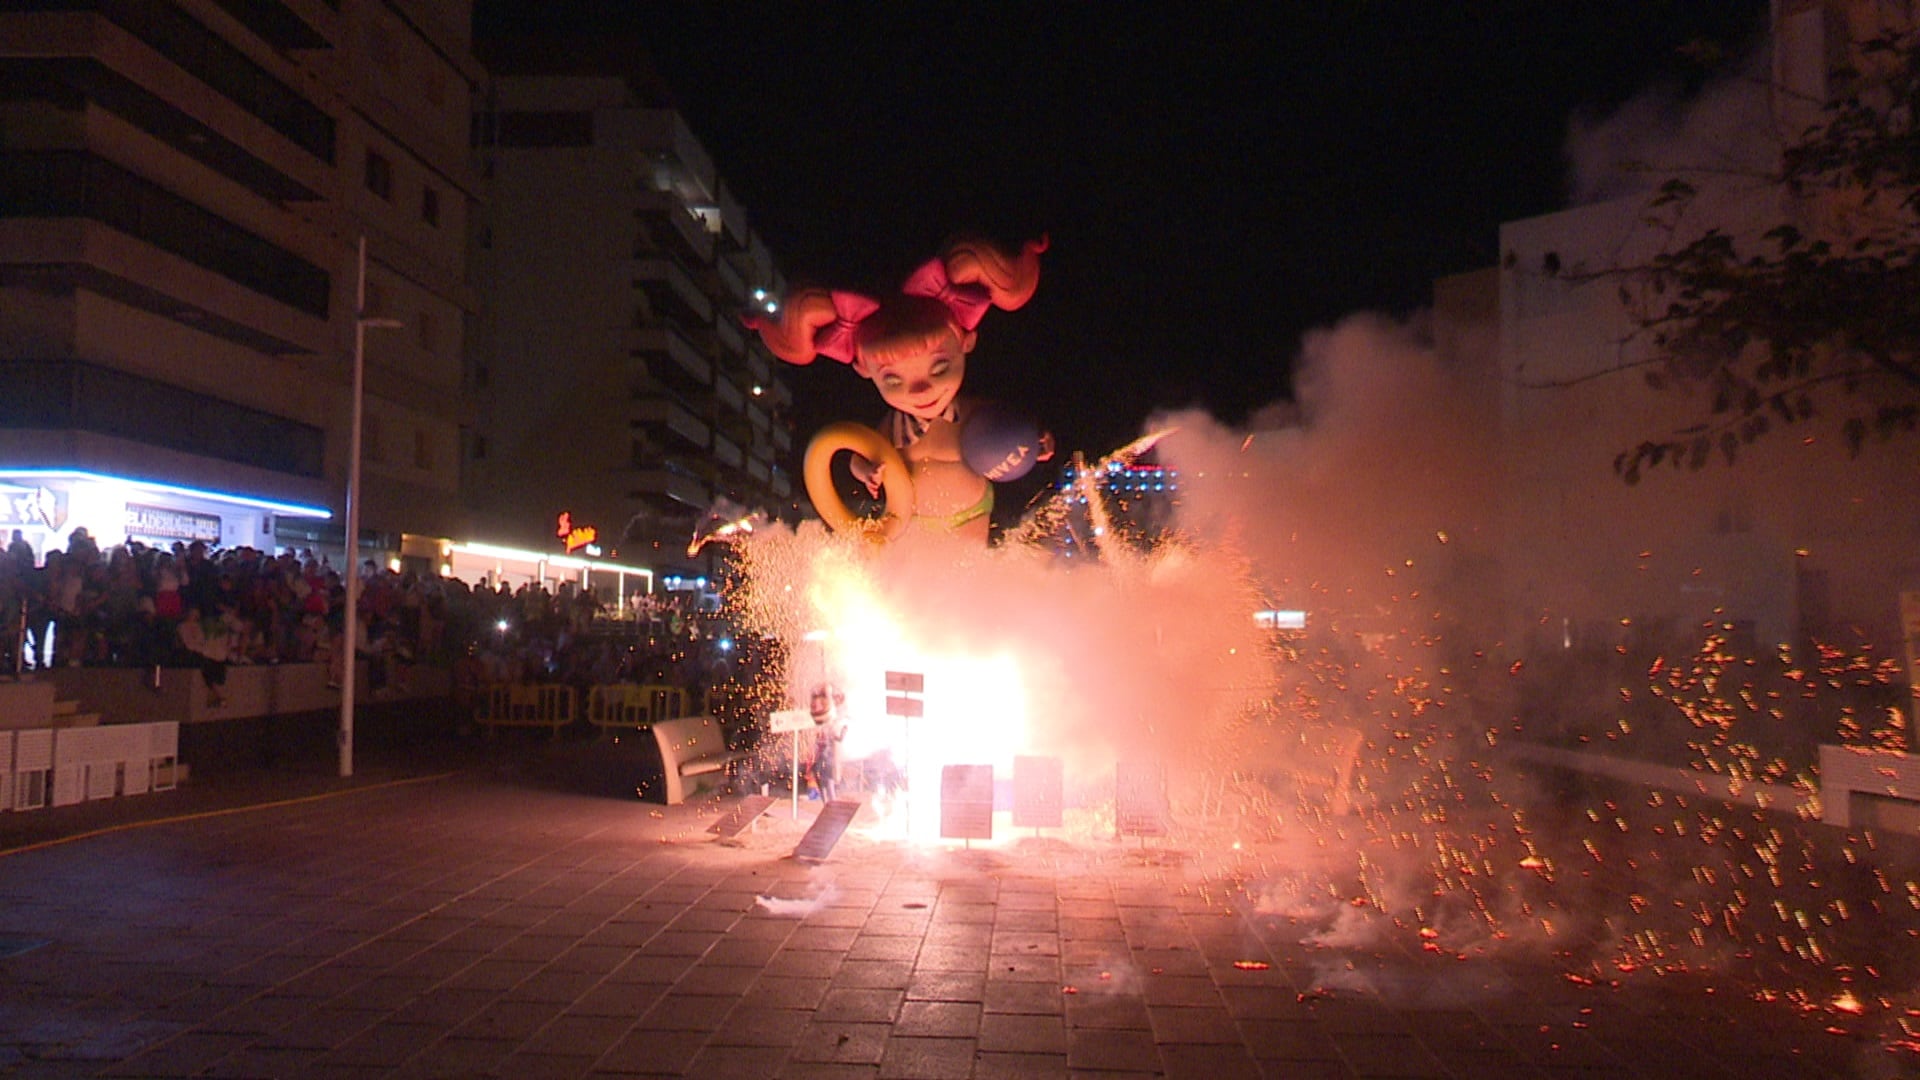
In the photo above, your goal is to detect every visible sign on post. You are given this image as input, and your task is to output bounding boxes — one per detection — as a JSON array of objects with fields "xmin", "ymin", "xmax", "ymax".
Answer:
[
  {"xmin": 885, "ymin": 670, "xmax": 924, "ymax": 717},
  {"xmin": 770, "ymin": 708, "xmax": 813, "ymax": 819},
  {"xmin": 940, "ymin": 764, "xmax": 994, "ymax": 842},
  {"xmin": 1115, "ymin": 760, "xmax": 1169, "ymax": 839},
  {"xmin": 884, "ymin": 671, "xmax": 926, "ymax": 833}
]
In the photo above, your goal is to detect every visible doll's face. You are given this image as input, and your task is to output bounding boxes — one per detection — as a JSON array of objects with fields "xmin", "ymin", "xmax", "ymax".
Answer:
[{"xmin": 865, "ymin": 327, "xmax": 974, "ymax": 421}]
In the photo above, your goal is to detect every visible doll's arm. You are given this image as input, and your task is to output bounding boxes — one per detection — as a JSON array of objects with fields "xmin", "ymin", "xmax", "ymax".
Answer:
[{"xmin": 848, "ymin": 454, "xmax": 885, "ymax": 497}]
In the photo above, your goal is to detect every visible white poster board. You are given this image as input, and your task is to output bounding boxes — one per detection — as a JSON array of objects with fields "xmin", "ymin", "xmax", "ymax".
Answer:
[{"xmin": 770, "ymin": 709, "xmax": 814, "ymax": 818}]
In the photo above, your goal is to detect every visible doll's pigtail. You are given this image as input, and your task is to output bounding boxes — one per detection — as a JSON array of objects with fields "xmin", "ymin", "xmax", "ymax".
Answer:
[
  {"xmin": 746, "ymin": 288, "xmax": 883, "ymax": 366},
  {"xmin": 943, "ymin": 235, "xmax": 1048, "ymax": 312},
  {"xmin": 742, "ymin": 287, "xmax": 841, "ymax": 365}
]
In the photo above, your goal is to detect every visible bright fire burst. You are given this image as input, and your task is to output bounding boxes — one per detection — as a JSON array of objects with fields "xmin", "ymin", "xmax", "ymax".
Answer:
[{"xmin": 706, "ymin": 421, "xmax": 1920, "ymax": 1057}]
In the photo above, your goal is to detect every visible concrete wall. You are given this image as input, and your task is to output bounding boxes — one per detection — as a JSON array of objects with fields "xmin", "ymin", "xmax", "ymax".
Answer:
[{"xmin": 44, "ymin": 662, "xmax": 450, "ymax": 726}]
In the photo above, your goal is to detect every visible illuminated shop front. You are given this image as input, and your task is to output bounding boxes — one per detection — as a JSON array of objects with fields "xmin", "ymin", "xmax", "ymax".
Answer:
[
  {"xmin": 439, "ymin": 539, "xmax": 654, "ymax": 614},
  {"xmin": 0, "ymin": 469, "xmax": 332, "ymax": 561}
]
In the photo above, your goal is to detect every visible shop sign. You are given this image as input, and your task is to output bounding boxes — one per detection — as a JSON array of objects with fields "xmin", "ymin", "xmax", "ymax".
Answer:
[
  {"xmin": 0, "ymin": 485, "xmax": 65, "ymax": 530},
  {"xmin": 125, "ymin": 503, "xmax": 220, "ymax": 543},
  {"xmin": 555, "ymin": 511, "xmax": 597, "ymax": 554}
]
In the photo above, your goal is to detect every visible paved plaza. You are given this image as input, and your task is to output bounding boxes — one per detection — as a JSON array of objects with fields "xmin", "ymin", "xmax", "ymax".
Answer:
[{"xmin": 0, "ymin": 737, "xmax": 1912, "ymax": 1080}]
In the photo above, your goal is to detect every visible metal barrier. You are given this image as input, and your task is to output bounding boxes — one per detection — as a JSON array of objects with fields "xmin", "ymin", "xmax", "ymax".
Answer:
[
  {"xmin": 474, "ymin": 683, "xmax": 577, "ymax": 738},
  {"xmin": 586, "ymin": 683, "xmax": 689, "ymax": 734}
]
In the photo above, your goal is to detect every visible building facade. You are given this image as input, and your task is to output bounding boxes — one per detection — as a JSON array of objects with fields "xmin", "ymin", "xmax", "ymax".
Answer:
[
  {"xmin": 0, "ymin": 0, "xmax": 482, "ymax": 566},
  {"xmin": 1491, "ymin": 0, "xmax": 1920, "ymax": 652},
  {"xmin": 467, "ymin": 51, "xmax": 796, "ymax": 580}
]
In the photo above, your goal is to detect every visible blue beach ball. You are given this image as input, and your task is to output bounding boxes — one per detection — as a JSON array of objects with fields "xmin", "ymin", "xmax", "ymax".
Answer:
[{"xmin": 961, "ymin": 403, "xmax": 1043, "ymax": 482}]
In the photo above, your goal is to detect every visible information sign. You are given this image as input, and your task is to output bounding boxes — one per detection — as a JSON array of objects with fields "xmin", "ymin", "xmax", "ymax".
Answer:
[{"xmin": 940, "ymin": 764, "xmax": 995, "ymax": 841}]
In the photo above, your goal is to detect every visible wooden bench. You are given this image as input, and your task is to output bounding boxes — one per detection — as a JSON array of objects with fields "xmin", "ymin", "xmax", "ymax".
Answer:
[
  {"xmin": 650, "ymin": 715, "xmax": 748, "ymax": 805},
  {"xmin": 474, "ymin": 683, "xmax": 577, "ymax": 738}
]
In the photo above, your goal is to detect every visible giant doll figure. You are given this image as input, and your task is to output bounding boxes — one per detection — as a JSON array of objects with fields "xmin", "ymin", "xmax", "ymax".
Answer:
[{"xmin": 746, "ymin": 237, "xmax": 1053, "ymax": 545}]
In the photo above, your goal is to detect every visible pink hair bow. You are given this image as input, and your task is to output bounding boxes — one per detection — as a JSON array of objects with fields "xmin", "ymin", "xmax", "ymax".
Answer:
[
  {"xmin": 814, "ymin": 290, "xmax": 881, "ymax": 363},
  {"xmin": 901, "ymin": 258, "xmax": 992, "ymax": 331}
]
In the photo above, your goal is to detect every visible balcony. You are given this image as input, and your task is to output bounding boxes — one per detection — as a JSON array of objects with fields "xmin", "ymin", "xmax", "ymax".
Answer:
[
  {"xmin": 626, "ymin": 468, "xmax": 708, "ymax": 511},
  {"xmin": 633, "ymin": 189, "xmax": 713, "ymax": 264},
  {"xmin": 629, "ymin": 323, "xmax": 710, "ymax": 386},
  {"xmin": 0, "ymin": 151, "xmax": 330, "ymax": 318},
  {"xmin": 0, "ymin": 358, "xmax": 325, "ymax": 477},
  {"xmin": 630, "ymin": 395, "xmax": 709, "ymax": 451},
  {"xmin": 713, "ymin": 433, "xmax": 743, "ymax": 470},
  {"xmin": 631, "ymin": 254, "xmax": 712, "ymax": 326},
  {"xmin": 713, "ymin": 315, "xmax": 744, "ymax": 359},
  {"xmin": 714, "ymin": 256, "xmax": 746, "ymax": 305}
]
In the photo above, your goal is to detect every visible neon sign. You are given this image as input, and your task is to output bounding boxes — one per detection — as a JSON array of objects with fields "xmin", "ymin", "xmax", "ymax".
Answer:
[{"xmin": 555, "ymin": 511, "xmax": 597, "ymax": 554}]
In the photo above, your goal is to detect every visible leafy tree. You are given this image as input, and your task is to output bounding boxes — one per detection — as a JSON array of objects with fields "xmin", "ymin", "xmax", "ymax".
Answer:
[{"xmin": 1529, "ymin": 28, "xmax": 1919, "ymax": 484}]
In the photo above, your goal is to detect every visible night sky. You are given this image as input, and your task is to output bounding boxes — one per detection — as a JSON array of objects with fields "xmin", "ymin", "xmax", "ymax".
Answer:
[{"xmin": 472, "ymin": 2, "xmax": 1771, "ymax": 464}]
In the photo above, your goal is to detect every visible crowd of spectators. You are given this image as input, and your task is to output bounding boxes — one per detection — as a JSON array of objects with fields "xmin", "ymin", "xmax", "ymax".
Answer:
[{"xmin": 1, "ymin": 528, "xmax": 733, "ymax": 709}]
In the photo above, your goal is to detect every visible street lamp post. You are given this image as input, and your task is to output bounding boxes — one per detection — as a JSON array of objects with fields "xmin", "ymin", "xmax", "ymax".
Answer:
[{"xmin": 341, "ymin": 235, "xmax": 400, "ymax": 778}]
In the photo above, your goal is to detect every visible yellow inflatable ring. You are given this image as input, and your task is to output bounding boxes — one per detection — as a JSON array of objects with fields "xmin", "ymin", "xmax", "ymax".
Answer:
[{"xmin": 804, "ymin": 421, "xmax": 915, "ymax": 542}]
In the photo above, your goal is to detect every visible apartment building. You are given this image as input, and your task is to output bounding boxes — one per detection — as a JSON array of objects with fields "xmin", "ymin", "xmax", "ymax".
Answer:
[
  {"xmin": 0, "ymin": 0, "xmax": 480, "ymax": 566},
  {"xmin": 467, "ymin": 43, "xmax": 795, "ymax": 579}
]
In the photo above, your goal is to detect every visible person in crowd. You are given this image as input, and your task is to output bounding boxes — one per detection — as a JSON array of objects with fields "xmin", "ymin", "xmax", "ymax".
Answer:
[{"xmin": 175, "ymin": 603, "xmax": 232, "ymax": 707}]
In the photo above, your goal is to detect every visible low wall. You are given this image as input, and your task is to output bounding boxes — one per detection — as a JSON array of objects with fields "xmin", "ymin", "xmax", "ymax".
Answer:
[
  {"xmin": 1819, "ymin": 744, "xmax": 1920, "ymax": 831},
  {"xmin": 44, "ymin": 663, "xmax": 452, "ymax": 726},
  {"xmin": 0, "ymin": 680, "xmax": 56, "ymax": 729}
]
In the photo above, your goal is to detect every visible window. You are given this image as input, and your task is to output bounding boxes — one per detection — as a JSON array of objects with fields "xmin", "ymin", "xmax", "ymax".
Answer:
[
  {"xmin": 364, "ymin": 149, "xmax": 392, "ymax": 200},
  {"xmin": 420, "ymin": 184, "xmax": 439, "ymax": 226}
]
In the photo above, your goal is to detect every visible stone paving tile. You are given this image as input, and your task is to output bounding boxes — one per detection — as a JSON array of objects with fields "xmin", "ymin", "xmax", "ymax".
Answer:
[
  {"xmin": 832, "ymin": 960, "xmax": 916, "ymax": 990},
  {"xmin": 815, "ymin": 987, "xmax": 906, "ymax": 1024},
  {"xmin": 492, "ymin": 1049, "xmax": 598, "ymax": 1079},
  {"xmin": 520, "ymin": 1012, "xmax": 635, "ymax": 1058},
  {"xmin": 203, "ymin": 1044, "xmax": 327, "ymax": 1078},
  {"xmin": 572, "ymin": 980, "xmax": 666, "ymax": 1018},
  {"xmin": 973, "ymin": 1049, "xmax": 1071, "ymax": 1078},
  {"xmin": 102, "ymin": 1030, "xmax": 256, "ymax": 1078},
  {"xmin": 1157, "ymin": 1041, "xmax": 1267, "ymax": 1079},
  {"xmin": 609, "ymin": 952, "xmax": 700, "ymax": 985},
  {"xmin": 1068, "ymin": 1027, "xmax": 1162, "ymax": 1072},
  {"xmin": 983, "ymin": 979, "xmax": 1069, "ymax": 1015},
  {"xmin": 638, "ymin": 993, "xmax": 735, "ymax": 1033},
  {"xmin": 978, "ymin": 1011, "xmax": 1069, "ymax": 1054},
  {"xmin": 789, "ymin": 1021, "xmax": 891, "ymax": 1065},
  {"xmin": 596, "ymin": 1026, "xmax": 711, "ymax": 1074},
  {"xmin": 1328, "ymin": 1031, "xmax": 1451, "ymax": 1077},
  {"xmin": 673, "ymin": 962, "xmax": 761, "ymax": 996},
  {"xmin": 1064, "ymin": 992, "xmax": 1152, "ymax": 1030},
  {"xmin": 876, "ymin": 1034, "xmax": 977, "ymax": 1079},
  {"xmin": 905, "ymin": 969, "xmax": 987, "ymax": 1003},
  {"xmin": 764, "ymin": 948, "xmax": 847, "ymax": 980},
  {"xmin": 385, "ymin": 1030, "xmax": 518, "ymax": 1076},
  {"xmin": 775, "ymin": 1061, "xmax": 883, "ymax": 1079}
]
